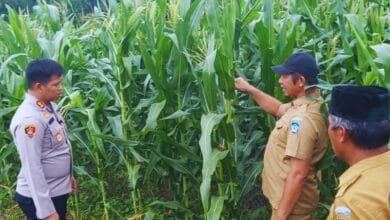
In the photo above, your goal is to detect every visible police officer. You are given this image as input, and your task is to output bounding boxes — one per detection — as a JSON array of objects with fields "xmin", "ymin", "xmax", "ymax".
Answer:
[
  {"xmin": 10, "ymin": 59, "xmax": 77, "ymax": 220},
  {"xmin": 327, "ymin": 85, "xmax": 390, "ymax": 219},
  {"xmin": 235, "ymin": 52, "xmax": 328, "ymax": 219}
]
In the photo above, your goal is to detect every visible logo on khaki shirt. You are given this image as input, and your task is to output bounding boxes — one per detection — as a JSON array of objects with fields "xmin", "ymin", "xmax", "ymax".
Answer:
[
  {"xmin": 290, "ymin": 116, "xmax": 303, "ymax": 134},
  {"xmin": 335, "ymin": 206, "xmax": 351, "ymax": 220}
]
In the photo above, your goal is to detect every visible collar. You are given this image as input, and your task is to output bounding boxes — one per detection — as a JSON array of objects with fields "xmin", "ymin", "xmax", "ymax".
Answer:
[
  {"xmin": 291, "ymin": 89, "xmax": 322, "ymax": 107},
  {"xmin": 339, "ymin": 151, "xmax": 390, "ymax": 187},
  {"xmin": 25, "ymin": 93, "xmax": 53, "ymax": 112}
]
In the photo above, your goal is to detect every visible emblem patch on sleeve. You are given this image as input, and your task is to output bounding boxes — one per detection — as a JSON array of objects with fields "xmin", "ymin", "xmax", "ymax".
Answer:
[
  {"xmin": 335, "ymin": 206, "xmax": 351, "ymax": 219},
  {"xmin": 24, "ymin": 124, "xmax": 36, "ymax": 138},
  {"xmin": 290, "ymin": 117, "xmax": 303, "ymax": 134}
]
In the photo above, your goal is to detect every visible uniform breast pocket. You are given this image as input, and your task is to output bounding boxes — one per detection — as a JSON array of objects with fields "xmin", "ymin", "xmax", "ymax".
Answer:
[
  {"xmin": 48, "ymin": 125, "xmax": 65, "ymax": 147},
  {"xmin": 274, "ymin": 120, "xmax": 288, "ymax": 142}
]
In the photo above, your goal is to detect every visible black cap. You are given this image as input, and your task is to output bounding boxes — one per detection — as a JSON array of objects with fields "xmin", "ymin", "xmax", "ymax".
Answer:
[
  {"xmin": 329, "ymin": 85, "xmax": 389, "ymax": 122},
  {"xmin": 271, "ymin": 52, "xmax": 319, "ymax": 84}
]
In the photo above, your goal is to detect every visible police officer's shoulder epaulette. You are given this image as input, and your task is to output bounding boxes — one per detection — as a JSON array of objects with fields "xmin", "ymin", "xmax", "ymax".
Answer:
[{"xmin": 296, "ymin": 104, "xmax": 308, "ymax": 113}]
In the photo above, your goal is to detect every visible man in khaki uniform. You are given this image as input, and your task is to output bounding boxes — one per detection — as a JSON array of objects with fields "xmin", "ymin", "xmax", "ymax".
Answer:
[
  {"xmin": 235, "ymin": 52, "xmax": 328, "ymax": 219},
  {"xmin": 327, "ymin": 85, "xmax": 390, "ymax": 220}
]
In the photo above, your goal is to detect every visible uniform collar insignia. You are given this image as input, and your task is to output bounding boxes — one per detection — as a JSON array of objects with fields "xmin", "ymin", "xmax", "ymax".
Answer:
[{"xmin": 36, "ymin": 100, "xmax": 46, "ymax": 109}]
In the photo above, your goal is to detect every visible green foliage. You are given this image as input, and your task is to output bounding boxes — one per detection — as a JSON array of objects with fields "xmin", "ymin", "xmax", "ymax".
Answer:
[
  {"xmin": 0, "ymin": 0, "xmax": 389, "ymax": 219},
  {"xmin": 0, "ymin": 0, "xmax": 98, "ymax": 15}
]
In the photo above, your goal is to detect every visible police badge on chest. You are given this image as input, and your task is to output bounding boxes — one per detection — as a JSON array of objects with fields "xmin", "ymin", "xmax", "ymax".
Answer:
[{"xmin": 55, "ymin": 132, "xmax": 63, "ymax": 143}]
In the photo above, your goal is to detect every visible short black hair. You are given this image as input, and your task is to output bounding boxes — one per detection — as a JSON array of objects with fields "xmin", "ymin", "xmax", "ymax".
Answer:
[
  {"xmin": 26, "ymin": 58, "xmax": 63, "ymax": 89},
  {"xmin": 330, "ymin": 115, "xmax": 390, "ymax": 149}
]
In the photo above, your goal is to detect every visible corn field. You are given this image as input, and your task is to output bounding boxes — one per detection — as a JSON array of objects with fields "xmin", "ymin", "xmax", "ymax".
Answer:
[{"xmin": 0, "ymin": 0, "xmax": 389, "ymax": 219}]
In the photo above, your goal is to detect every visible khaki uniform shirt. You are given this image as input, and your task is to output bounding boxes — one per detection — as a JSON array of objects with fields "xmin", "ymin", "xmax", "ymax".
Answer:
[
  {"xmin": 10, "ymin": 93, "xmax": 72, "ymax": 219},
  {"xmin": 262, "ymin": 93, "xmax": 328, "ymax": 214},
  {"xmin": 327, "ymin": 151, "xmax": 390, "ymax": 220}
]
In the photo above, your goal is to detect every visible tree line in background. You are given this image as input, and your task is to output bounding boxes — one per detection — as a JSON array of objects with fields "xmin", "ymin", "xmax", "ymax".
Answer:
[{"xmin": 0, "ymin": 0, "xmax": 98, "ymax": 15}]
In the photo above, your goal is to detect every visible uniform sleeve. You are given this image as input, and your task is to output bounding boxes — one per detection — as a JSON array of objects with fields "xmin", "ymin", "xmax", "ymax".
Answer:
[
  {"xmin": 284, "ymin": 115, "xmax": 317, "ymax": 161},
  {"xmin": 327, "ymin": 192, "xmax": 390, "ymax": 220},
  {"xmin": 327, "ymin": 197, "xmax": 362, "ymax": 220},
  {"xmin": 14, "ymin": 118, "xmax": 56, "ymax": 219}
]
